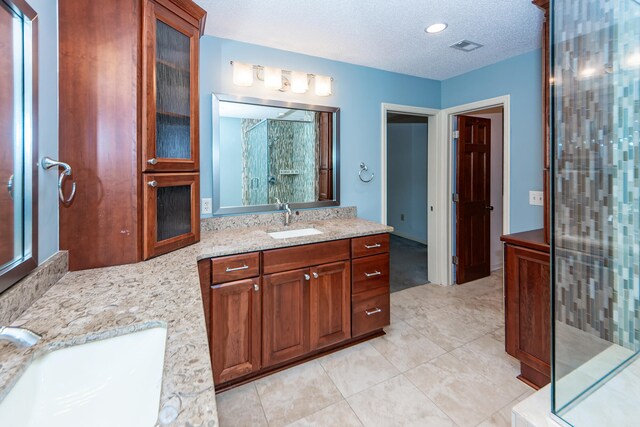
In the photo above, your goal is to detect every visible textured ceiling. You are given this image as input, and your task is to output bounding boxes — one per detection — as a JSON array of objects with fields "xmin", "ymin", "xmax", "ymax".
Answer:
[{"xmin": 194, "ymin": 0, "xmax": 543, "ymax": 80}]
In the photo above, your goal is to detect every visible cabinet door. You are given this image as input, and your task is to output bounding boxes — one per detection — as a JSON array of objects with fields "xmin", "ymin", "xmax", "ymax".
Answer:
[
  {"xmin": 210, "ymin": 278, "xmax": 261, "ymax": 384},
  {"xmin": 143, "ymin": 173, "xmax": 200, "ymax": 259},
  {"xmin": 143, "ymin": 1, "xmax": 199, "ymax": 171},
  {"xmin": 262, "ymin": 268, "xmax": 310, "ymax": 367},
  {"xmin": 310, "ymin": 261, "xmax": 351, "ymax": 350},
  {"xmin": 504, "ymin": 245, "xmax": 550, "ymax": 376}
]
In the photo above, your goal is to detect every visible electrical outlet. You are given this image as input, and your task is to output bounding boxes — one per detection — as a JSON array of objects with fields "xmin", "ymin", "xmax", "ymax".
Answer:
[
  {"xmin": 201, "ymin": 198, "xmax": 212, "ymax": 214},
  {"xmin": 400, "ymin": 214, "xmax": 405, "ymax": 221},
  {"xmin": 529, "ymin": 191, "xmax": 544, "ymax": 206}
]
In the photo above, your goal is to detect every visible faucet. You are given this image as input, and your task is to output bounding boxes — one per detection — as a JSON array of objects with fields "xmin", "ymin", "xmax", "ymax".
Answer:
[
  {"xmin": 0, "ymin": 326, "xmax": 42, "ymax": 348},
  {"xmin": 283, "ymin": 203, "xmax": 292, "ymax": 226},
  {"xmin": 275, "ymin": 198, "xmax": 292, "ymax": 226}
]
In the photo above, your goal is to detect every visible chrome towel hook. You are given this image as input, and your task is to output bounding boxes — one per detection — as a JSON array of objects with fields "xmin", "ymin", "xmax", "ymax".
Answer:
[
  {"xmin": 41, "ymin": 156, "xmax": 76, "ymax": 205},
  {"xmin": 359, "ymin": 162, "xmax": 374, "ymax": 183}
]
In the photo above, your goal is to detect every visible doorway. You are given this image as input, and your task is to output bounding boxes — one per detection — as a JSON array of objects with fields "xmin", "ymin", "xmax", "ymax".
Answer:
[
  {"xmin": 452, "ymin": 106, "xmax": 505, "ymax": 284},
  {"xmin": 385, "ymin": 111, "xmax": 429, "ymax": 292}
]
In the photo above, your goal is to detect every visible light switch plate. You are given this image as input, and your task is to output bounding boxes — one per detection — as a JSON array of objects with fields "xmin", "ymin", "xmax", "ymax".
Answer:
[
  {"xmin": 201, "ymin": 198, "xmax": 212, "ymax": 214},
  {"xmin": 529, "ymin": 191, "xmax": 544, "ymax": 206}
]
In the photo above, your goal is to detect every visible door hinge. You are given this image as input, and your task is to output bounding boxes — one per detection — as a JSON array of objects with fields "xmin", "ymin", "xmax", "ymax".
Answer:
[
  {"xmin": 452, "ymin": 256, "xmax": 459, "ymax": 265},
  {"xmin": 453, "ymin": 130, "xmax": 459, "ymax": 139},
  {"xmin": 452, "ymin": 193, "xmax": 459, "ymax": 203}
]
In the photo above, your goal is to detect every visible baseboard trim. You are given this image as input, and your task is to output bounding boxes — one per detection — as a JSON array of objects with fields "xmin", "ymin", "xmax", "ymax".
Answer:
[{"xmin": 390, "ymin": 231, "xmax": 427, "ymax": 245}]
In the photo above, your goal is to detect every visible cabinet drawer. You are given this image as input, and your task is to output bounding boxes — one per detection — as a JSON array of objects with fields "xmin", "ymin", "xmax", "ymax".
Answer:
[
  {"xmin": 351, "ymin": 234, "xmax": 389, "ymax": 258},
  {"xmin": 352, "ymin": 254, "xmax": 389, "ymax": 295},
  {"xmin": 211, "ymin": 252, "xmax": 260, "ymax": 284},
  {"xmin": 263, "ymin": 239, "xmax": 350, "ymax": 274},
  {"xmin": 352, "ymin": 287, "xmax": 390, "ymax": 337}
]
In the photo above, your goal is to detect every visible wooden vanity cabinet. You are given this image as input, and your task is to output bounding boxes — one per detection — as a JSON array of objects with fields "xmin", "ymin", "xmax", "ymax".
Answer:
[
  {"xmin": 58, "ymin": 0, "xmax": 206, "ymax": 270},
  {"xmin": 199, "ymin": 235, "xmax": 390, "ymax": 391}
]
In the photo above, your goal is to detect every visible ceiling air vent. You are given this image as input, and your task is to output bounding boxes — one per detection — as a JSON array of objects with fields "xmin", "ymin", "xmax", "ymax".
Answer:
[{"xmin": 450, "ymin": 39, "xmax": 483, "ymax": 52}]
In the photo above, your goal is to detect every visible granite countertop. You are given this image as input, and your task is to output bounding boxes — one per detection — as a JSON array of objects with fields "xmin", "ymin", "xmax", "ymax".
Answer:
[{"xmin": 0, "ymin": 214, "xmax": 391, "ymax": 426}]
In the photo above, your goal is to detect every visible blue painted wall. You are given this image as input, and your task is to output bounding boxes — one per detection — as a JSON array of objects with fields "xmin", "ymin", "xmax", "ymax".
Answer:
[
  {"xmin": 200, "ymin": 36, "xmax": 441, "ymax": 221},
  {"xmin": 387, "ymin": 123, "xmax": 428, "ymax": 243},
  {"xmin": 218, "ymin": 117, "xmax": 243, "ymax": 207},
  {"xmin": 33, "ymin": 0, "xmax": 59, "ymax": 263},
  {"xmin": 442, "ymin": 49, "xmax": 543, "ymax": 233}
]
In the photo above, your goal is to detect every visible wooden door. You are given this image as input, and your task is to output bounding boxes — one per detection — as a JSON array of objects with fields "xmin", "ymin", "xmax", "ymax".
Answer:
[
  {"xmin": 504, "ymin": 244, "xmax": 550, "ymax": 386},
  {"xmin": 455, "ymin": 115, "xmax": 492, "ymax": 284},
  {"xmin": 143, "ymin": 172, "xmax": 200, "ymax": 259},
  {"xmin": 309, "ymin": 261, "xmax": 351, "ymax": 350},
  {"xmin": 210, "ymin": 277, "xmax": 261, "ymax": 384},
  {"xmin": 143, "ymin": 0, "xmax": 200, "ymax": 172},
  {"xmin": 262, "ymin": 268, "xmax": 310, "ymax": 366}
]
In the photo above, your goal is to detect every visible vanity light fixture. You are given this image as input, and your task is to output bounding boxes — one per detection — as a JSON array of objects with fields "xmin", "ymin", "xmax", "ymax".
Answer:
[
  {"xmin": 425, "ymin": 23, "xmax": 448, "ymax": 34},
  {"xmin": 263, "ymin": 66, "xmax": 283, "ymax": 90},
  {"xmin": 231, "ymin": 61, "xmax": 254, "ymax": 87},
  {"xmin": 229, "ymin": 61, "xmax": 333, "ymax": 96},
  {"xmin": 314, "ymin": 74, "xmax": 332, "ymax": 96},
  {"xmin": 290, "ymin": 71, "xmax": 309, "ymax": 93}
]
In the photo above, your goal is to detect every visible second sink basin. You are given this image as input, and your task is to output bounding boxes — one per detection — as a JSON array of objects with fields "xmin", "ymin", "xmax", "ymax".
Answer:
[
  {"xmin": 268, "ymin": 227, "xmax": 323, "ymax": 239},
  {"xmin": 0, "ymin": 326, "xmax": 167, "ymax": 427}
]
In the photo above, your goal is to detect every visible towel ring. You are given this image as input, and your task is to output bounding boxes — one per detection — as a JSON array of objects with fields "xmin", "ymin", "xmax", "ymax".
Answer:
[
  {"xmin": 359, "ymin": 162, "xmax": 374, "ymax": 183},
  {"xmin": 41, "ymin": 156, "xmax": 76, "ymax": 205}
]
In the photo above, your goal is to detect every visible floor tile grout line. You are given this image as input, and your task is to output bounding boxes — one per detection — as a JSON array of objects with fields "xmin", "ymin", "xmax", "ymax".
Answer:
[
  {"xmin": 251, "ymin": 381, "xmax": 274, "ymax": 427},
  {"xmin": 401, "ymin": 371, "xmax": 462, "ymax": 427}
]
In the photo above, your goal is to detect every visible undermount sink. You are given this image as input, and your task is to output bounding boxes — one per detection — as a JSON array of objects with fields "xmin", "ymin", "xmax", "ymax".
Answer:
[
  {"xmin": 0, "ymin": 326, "xmax": 167, "ymax": 427},
  {"xmin": 268, "ymin": 227, "xmax": 323, "ymax": 239}
]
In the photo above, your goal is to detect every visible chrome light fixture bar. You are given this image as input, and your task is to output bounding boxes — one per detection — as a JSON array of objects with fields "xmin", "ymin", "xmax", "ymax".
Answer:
[{"xmin": 230, "ymin": 61, "xmax": 333, "ymax": 96}]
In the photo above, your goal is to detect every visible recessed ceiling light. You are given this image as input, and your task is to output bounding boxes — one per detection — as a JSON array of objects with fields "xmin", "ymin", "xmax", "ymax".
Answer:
[{"xmin": 425, "ymin": 23, "xmax": 447, "ymax": 34}]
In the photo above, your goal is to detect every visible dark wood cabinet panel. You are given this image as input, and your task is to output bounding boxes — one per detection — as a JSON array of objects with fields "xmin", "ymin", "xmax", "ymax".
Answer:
[
  {"xmin": 142, "ymin": 0, "xmax": 200, "ymax": 172},
  {"xmin": 503, "ymin": 230, "xmax": 550, "ymax": 389},
  {"xmin": 262, "ymin": 268, "xmax": 311, "ymax": 366},
  {"xmin": 351, "ymin": 234, "xmax": 390, "ymax": 258},
  {"xmin": 211, "ymin": 252, "xmax": 260, "ymax": 284},
  {"xmin": 310, "ymin": 261, "xmax": 351, "ymax": 350},
  {"xmin": 210, "ymin": 278, "xmax": 261, "ymax": 384},
  {"xmin": 351, "ymin": 254, "xmax": 389, "ymax": 295},
  {"xmin": 143, "ymin": 172, "xmax": 200, "ymax": 259},
  {"xmin": 352, "ymin": 286, "xmax": 391, "ymax": 338},
  {"xmin": 262, "ymin": 239, "xmax": 350, "ymax": 275}
]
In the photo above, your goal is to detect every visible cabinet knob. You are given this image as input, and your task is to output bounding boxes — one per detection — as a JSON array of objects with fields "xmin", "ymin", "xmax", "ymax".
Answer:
[
  {"xmin": 147, "ymin": 158, "xmax": 158, "ymax": 165},
  {"xmin": 253, "ymin": 284, "xmax": 259, "ymax": 292},
  {"xmin": 304, "ymin": 274, "xmax": 310, "ymax": 281},
  {"xmin": 147, "ymin": 180, "xmax": 158, "ymax": 187},
  {"xmin": 312, "ymin": 272, "xmax": 319, "ymax": 279}
]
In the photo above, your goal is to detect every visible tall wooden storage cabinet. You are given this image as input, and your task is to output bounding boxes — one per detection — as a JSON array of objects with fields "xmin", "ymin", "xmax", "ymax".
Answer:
[{"xmin": 59, "ymin": 0, "xmax": 206, "ymax": 270}]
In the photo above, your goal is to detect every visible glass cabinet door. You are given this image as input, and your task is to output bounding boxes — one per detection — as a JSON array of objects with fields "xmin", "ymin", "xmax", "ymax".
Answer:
[
  {"xmin": 143, "ymin": 173, "xmax": 200, "ymax": 259},
  {"xmin": 143, "ymin": 2, "xmax": 199, "ymax": 171}
]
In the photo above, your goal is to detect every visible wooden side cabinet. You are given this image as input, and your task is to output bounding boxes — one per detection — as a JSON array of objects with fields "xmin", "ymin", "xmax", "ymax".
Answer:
[
  {"xmin": 210, "ymin": 278, "xmax": 262, "ymax": 384},
  {"xmin": 502, "ymin": 229, "xmax": 551, "ymax": 389}
]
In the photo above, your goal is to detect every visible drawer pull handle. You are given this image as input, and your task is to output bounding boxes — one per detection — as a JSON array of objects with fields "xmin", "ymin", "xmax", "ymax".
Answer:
[
  {"xmin": 226, "ymin": 265, "xmax": 249, "ymax": 272},
  {"xmin": 364, "ymin": 243, "xmax": 381, "ymax": 249},
  {"xmin": 364, "ymin": 271, "xmax": 381, "ymax": 278},
  {"xmin": 365, "ymin": 307, "xmax": 382, "ymax": 316},
  {"xmin": 253, "ymin": 284, "xmax": 259, "ymax": 291}
]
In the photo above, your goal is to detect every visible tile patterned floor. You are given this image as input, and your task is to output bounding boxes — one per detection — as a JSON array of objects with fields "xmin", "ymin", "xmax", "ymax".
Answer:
[{"xmin": 216, "ymin": 271, "xmax": 534, "ymax": 427}]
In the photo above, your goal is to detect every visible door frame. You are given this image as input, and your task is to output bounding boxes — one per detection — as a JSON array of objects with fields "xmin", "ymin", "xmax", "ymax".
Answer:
[
  {"xmin": 380, "ymin": 103, "xmax": 440, "ymax": 283},
  {"xmin": 438, "ymin": 95, "xmax": 511, "ymax": 285}
]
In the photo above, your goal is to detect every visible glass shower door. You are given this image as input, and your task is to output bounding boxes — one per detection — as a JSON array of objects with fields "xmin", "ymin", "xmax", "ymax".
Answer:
[{"xmin": 552, "ymin": 0, "xmax": 640, "ymax": 424}]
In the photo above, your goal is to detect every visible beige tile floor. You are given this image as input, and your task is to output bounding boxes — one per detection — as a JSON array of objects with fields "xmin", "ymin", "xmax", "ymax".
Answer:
[{"xmin": 216, "ymin": 271, "xmax": 534, "ymax": 427}]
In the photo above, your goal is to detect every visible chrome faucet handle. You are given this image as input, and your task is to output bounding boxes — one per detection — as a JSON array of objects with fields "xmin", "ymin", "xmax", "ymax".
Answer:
[{"xmin": 274, "ymin": 197, "xmax": 282, "ymax": 208}]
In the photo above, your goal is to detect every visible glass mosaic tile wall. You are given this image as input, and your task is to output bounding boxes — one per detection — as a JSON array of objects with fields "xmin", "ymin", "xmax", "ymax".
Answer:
[{"xmin": 552, "ymin": 0, "xmax": 640, "ymax": 419}]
